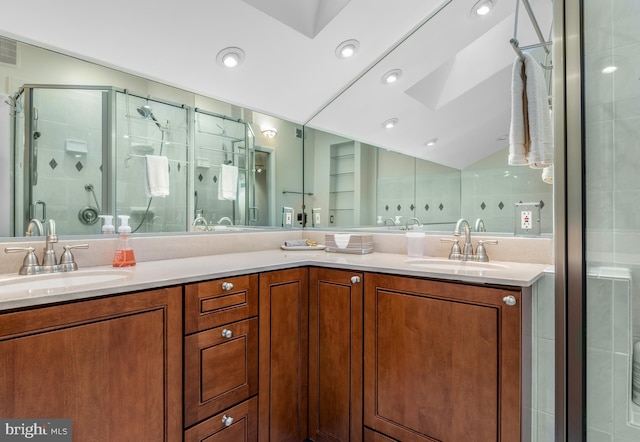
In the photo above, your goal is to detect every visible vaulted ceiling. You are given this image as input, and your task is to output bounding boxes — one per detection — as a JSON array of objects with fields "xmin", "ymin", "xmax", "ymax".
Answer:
[{"xmin": 0, "ymin": 0, "xmax": 553, "ymax": 169}]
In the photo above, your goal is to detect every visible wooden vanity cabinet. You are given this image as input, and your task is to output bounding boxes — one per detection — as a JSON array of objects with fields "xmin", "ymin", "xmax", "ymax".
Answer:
[
  {"xmin": 259, "ymin": 267, "xmax": 309, "ymax": 442},
  {"xmin": 309, "ymin": 267, "xmax": 363, "ymax": 442},
  {"xmin": 184, "ymin": 275, "xmax": 259, "ymax": 432},
  {"xmin": 364, "ymin": 273, "xmax": 531, "ymax": 442},
  {"xmin": 0, "ymin": 287, "xmax": 182, "ymax": 441}
]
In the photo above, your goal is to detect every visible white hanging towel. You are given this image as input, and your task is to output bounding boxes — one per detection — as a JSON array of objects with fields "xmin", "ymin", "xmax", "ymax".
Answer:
[
  {"xmin": 218, "ymin": 164, "xmax": 238, "ymax": 201},
  {"xmin": 542, "ymin": 165, "xmax": 553, "ymax": 184},
  {"xmin": 145, "ymin": 155, "xmax": 170, "ymax": 197},
  {"xmin": 508, "ymin": 53, "xmax": 553, "ymax": 169},
  {"xmin": 508, "ymin": 56, "xmax": 529, "ymax": 166}
]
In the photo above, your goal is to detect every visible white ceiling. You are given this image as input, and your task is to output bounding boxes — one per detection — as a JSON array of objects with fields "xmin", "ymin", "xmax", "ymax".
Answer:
[{"xmin": 0, "ymin": 0, "xmax": 553, "ymax": 169}]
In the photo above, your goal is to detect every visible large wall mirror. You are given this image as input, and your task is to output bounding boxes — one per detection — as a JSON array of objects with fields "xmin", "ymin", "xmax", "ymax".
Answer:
[
  {"xmin": 0, "ymin": 41, "xmax": 304, "ymax": 238},
  {"xmin": 304, "ymin": 0, "xmax": 554, "ymax": 235},
  {"xmin": 1, "ymin": 0, "xmax": 554, "ymax": 239}
]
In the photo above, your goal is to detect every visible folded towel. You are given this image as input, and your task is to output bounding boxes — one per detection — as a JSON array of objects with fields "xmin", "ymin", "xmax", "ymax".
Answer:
[
  {"xmin": 218, "ymin": 164, "xmax": 238, "ymax": 201},
  {"xmin": 145, "ymin": 155, "xmax": 169, "ymax": 197},
  {"xmin": 508, "ymin": 53, "xmax": 553, "ymax": 168},
  {"xmin": 524, "ymin": 53, "xmax": 553, "ymax": 168},
  {"xmin": 284, "ymin": 239, "xmax": 308, "ymax": 247}
]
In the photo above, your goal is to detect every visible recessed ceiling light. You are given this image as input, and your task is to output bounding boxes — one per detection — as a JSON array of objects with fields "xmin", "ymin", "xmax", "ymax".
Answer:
[
  {"xmin": 216, "ymin": 47, "xmax": 245, "ymax": 68},
  {"xmin": 335, "ymin": 39, "xmax": 360, "ymax": 59},
  {"xmin": 471, "ymin": 0, "xmax": 494, "ymax": 16},
  {"xmin": 425, "ymin": 138, "xmax": 438, "ymax": 146},
  {"xmin": 382, "ymin": 118, "xmax": 398, "ymax": 129},
  {"xmin": 601, "ymin": 65, "xmax": 618, "ymax": 74},
  {"xmin": 381, "ymin": 69, "xmax": 403, "ymax": 84}
]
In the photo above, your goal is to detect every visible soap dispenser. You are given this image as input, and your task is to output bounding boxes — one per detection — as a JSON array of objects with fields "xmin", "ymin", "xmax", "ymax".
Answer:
[
  {"xmin": 99, "ymin": 215, "xmax": 115, "ymax": 234},
  {"xmin": 113, "ymin": 215, "xmax": 136, "ymax": 267}
]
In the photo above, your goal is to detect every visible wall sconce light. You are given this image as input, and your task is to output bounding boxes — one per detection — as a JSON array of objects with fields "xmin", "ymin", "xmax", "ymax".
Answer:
[{"xmin": 262, "ymin": 128, "xmax": 277, "ymax": 138}]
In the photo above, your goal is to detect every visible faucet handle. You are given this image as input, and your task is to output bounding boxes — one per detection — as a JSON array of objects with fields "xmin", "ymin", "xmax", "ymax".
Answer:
[
  {"xmin": 475, "ymin": 240, "xmax": 498, "ymax": 262},
  {"xmin": 5, "ymin": 246, "xmax": 41, "ymax": 275},
  {"xmin": 440, "ymin": 238, "xmax": 462, "ymax": 260},
  {"xmin": 59, "ymin": 244, "xmax": 89, "ymax": 271}
]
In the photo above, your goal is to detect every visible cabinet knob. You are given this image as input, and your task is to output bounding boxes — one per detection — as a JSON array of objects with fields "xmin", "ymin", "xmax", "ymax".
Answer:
[
  {"xmin": 503, "ymin": 295, "xmax": 517, "ymax": 306},
  {"xmin": 221, "ymin": 282, "xmax": 234, "ymax": 291},
  {"xmin": 222, "ymin": 329, "xmax": 233, "ymax": 339},
  {"xmin": 221, "ymin": 415, "xmax": 234, "ymax": 427},
  {"xmin": 351, "ymin": 276, "xmax": 361, "ymax": 284}
]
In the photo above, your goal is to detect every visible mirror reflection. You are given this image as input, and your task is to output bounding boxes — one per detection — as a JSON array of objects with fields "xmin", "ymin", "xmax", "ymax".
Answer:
[
  {"xmin": 1, "ymin": 41, "xmax": 303, "ymax": 238},
  {"xmin": 304, "ymin": 128, "xmax": 552, "ymax": 234}
]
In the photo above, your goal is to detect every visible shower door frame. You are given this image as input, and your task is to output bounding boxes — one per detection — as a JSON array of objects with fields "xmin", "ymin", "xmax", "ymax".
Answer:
[{"xmin": 557, "ymin": 0, "xmax": 587, "ymax": 440}]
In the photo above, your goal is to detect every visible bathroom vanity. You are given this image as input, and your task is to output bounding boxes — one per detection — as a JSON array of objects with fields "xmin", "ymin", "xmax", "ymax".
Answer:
[{"xmin": 0, "ymin": 250, "xmax": 544, "ymax": 441}]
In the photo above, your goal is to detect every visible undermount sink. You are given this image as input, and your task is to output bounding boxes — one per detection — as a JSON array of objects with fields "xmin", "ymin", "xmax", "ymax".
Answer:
[
  {"xmin": 0, "ymin": 269, "xmax": 132, "ymax": 296},
  {"xmin": 405, "ymin": 258, "xmax": 509, "ymax": 271}
]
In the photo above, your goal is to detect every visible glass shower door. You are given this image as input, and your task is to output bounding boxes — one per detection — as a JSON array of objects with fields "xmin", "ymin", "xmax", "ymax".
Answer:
[
  {"xmin": 19, "ymin": 86, "xmax": 109, "ymax": 236},
  {"xmin": 584, "ymin": 1, "xmax": 640, "ymax": 440}
]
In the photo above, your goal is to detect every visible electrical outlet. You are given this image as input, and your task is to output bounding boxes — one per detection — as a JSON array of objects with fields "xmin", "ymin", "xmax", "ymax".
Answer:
[{"xmin": 521, "ymin": 210, "xmax": 532, "ymax": 229}]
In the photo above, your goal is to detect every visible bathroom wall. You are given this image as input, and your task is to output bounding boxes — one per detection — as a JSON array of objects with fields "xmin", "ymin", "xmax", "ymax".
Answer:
[
  {"xmin": 531, "ymin": 270, "xmax": 555, "ymax": 441},
  {"xmin": 460, "ymin": 147, "xmax": 553, "ymax": 235},
  {"xmin": 584, "ymin": 0, "xmax": 640, "ymax": 440}
]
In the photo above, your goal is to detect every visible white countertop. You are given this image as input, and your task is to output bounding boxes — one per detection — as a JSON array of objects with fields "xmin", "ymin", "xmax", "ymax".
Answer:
[{"xmin": 0, "ymin": 250, "xmax": 549, "ymax": 311}]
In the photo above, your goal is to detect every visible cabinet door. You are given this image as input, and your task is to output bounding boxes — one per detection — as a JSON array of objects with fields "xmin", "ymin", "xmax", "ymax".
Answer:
[
  {"xmin": 185, "ymin": 397, "xmax": 258, "ymax": 442},
  {"xmin": 309, "ymin": 267, "xmax": 363, "ymax": 442},
  {"xmin": 184, "ymin": 318, "xmax": 259, "ymax": 427},
  {"xmin": 364, "ymin": 273, "xmax": 528, "ymax": 442},
  {"xmin": 259, "ymin": 268, "xmax": 309, "ymax": 442},
  {"xmin": 0, "ymin": 287, "xmax": 182, "ymax": 441}
]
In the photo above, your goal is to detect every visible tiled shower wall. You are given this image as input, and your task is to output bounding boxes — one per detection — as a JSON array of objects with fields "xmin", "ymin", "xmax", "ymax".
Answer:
[
  {"xmin": 460, "ymin": 147, "xmax": 553, "ymax": 235},
  {"xmin": 584, "ymin": 0, "xmax": 640, "ymax": 440},
  {"xmin": 376, "ymin": 149, "xmax": 461, "ymax": 227},
  {"xmin": 114, "ymin": 92, "xmax": 189, "ymax": 233},
  {"xmin": 32, "ymin": 88, "xmax": 104, "ymax": 235}
]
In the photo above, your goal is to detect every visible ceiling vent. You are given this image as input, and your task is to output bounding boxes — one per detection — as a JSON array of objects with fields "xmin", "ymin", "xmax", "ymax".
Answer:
[{"xmin": 0, "ymin": 37, "xmax": 18, "ymax": 66}]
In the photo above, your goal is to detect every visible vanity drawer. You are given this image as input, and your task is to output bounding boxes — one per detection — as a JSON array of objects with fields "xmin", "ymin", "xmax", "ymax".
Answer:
[
  {"xmin": 184, "ymin": 397, "xmax": 258, "ymax": 442},
  {"xmin": 184, "ymin": 318, "xmax": 259, "ymax": 427},
  {"xmin": 185, "ymin": 274, "xmax": 258, "ymax": 334}
]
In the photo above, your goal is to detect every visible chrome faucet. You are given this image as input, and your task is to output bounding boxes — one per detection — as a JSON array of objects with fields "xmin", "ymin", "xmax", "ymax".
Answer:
[
  {"xmin": 475, "ymin": 218, "xmax": 486, "ymax": 232},
  {"xmin": 453, "ymin": 218, "xmax": 473, "ymax": 260},
  {"xmin": 25, "ymin": 219, "xmax": 44, "ymax": 237},
  {"xmin": 405, "ymin": 217, "xmax": 422, "ymax": 230},
  {"xmin": 192, "ymin": 215, "xmax": 209, "ymax": 231},
  {"xmin": 42, "ymin": 219, "xmax": 58, "ymax": 268},
  {"xmin": 218, "ymin": 216, "xmax": 233, "ymax": 226},
  {"xmin": 4, "ymin": 219, "xmax": 89, "ymax": 275},
  {"xmin": 383, "ymin": 217, "xmax": 395, "ymax": 227}
]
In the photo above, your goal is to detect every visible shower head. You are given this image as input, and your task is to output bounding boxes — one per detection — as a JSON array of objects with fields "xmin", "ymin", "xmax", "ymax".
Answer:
[{"xmin": 136, "ymin": 105, "xmax": 163, "ymax": 130}]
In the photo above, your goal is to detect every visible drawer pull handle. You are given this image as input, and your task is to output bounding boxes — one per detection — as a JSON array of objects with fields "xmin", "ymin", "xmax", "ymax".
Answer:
[
  {"xmin": 351, "ymin": 276, "xmax": 360, "ymax": 284},
  {"xmin": 222, "ymin": 415, "xmax": 234, "ymax": 427},
  {"xmin": 503, "ymin": 295, "xmax": 517, "ymax": 306},
  {"xmin": 222, "ymin": 329, "xmax": 233, "ymax": 339},
  {"xmin": 221, "ymin": 282, "xmax": 234, "ymax": 291}
]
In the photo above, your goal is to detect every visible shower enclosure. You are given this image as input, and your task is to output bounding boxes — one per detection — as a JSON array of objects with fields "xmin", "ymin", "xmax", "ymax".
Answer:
[
  {"xmin": 12, "ymin": 85, "xmax": 190, "ymax": 235},
  {"xmin": 13, "ymin": 85, "xmax": 112, "ymax": 236},
  {"xmin": 11, "ymin": 84, "xmax": 271, "ymax": 236},
  {"xmin": 193, "ymin": 109, "xmax": 255, "ymax": 227}
]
